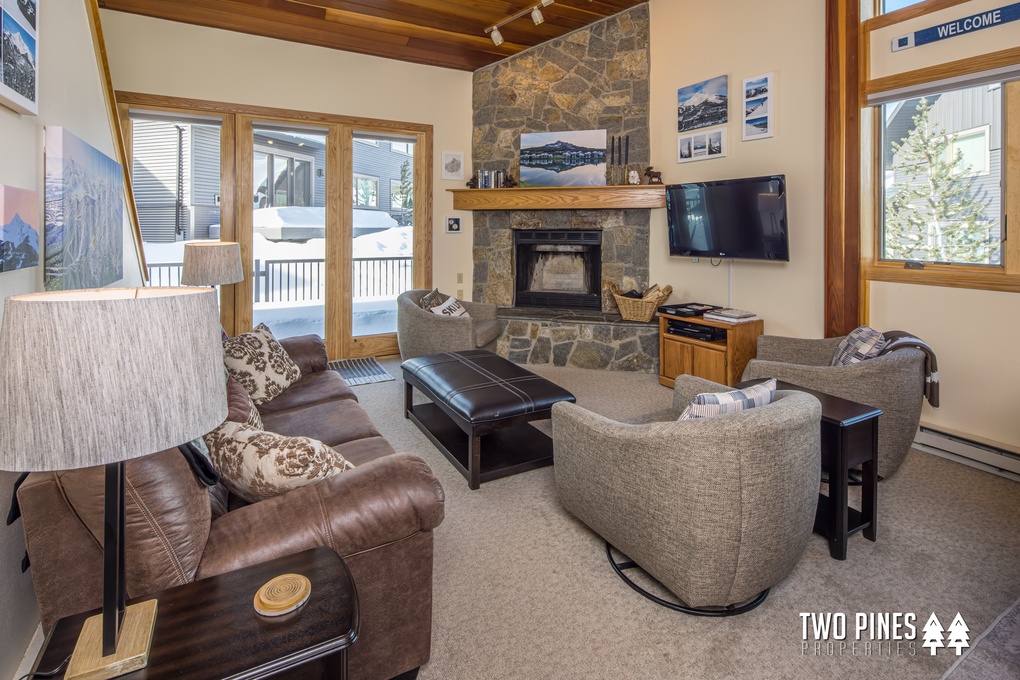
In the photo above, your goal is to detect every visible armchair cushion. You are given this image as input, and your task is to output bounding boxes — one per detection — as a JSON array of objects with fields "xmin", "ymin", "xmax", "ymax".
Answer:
[
  {"xmin": 418, "ymin": 288, "xmax": 443, "ymax": 310},
  {"xmin": 431, "ymin": 296, "xmax": 468, "ymax": 317},
  {"xmin": 474, "ymin": 319, "xmax": 503, "ymax": 348},
  {"xmin": 204, "ymin": 421, "xmax": 353, "ymax": 503},
  {"xmin": 678, "ymin": 378, "xmax": 776, "ymax": 421},
  {"xmin": 223, "ymin": 324, "xmax": 302, "ymax": 405},
  {"xmin": 831, "ymin": 326, "xmax": 887, "ymax": 366}
]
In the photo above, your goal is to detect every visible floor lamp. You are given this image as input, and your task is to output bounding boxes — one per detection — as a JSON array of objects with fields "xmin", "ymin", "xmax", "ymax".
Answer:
[
  {"xmin": 0, "ymin": 287, "xmax": 227, "ymax": 679},
  {"xmin": 181, "ymin": 241, "xmax": 244, "ymax": 287}
]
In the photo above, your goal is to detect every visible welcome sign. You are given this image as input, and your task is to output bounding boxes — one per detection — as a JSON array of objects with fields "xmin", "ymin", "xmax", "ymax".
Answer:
[{"xmin": 891, "ymin": 3, "xmax": 1020, "ymax": 51}]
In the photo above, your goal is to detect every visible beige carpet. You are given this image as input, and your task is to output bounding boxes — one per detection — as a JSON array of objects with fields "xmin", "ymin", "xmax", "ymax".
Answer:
[{"xmin": 355, "ymin": 359, "xmax": 1020, "ymax": 679}]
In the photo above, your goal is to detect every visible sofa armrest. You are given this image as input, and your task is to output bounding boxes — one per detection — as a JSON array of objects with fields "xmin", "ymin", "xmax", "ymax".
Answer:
[
  {"xmin": 756, "ymin": 335, "xmax": 843, "ymax": 366},
  {"xmin": 671, "ymin": 374, "xmax": 732, "ymax": 413},
  {"xmin": 196, "ymin": 453, "xmax": 444, "ymax": 578},
  {"xmin": 279, "ymin": 334, "xmax": 328, "ymax": 375},
  {"xmin": 460, "ymin": 300, "xmax": 497, "ymax": 321}
]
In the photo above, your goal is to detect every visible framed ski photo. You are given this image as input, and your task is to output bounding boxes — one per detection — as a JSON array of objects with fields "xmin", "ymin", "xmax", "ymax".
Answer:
[{"xmin": 742, "ymin": 72, "xmax": 774, "ymax": 141}]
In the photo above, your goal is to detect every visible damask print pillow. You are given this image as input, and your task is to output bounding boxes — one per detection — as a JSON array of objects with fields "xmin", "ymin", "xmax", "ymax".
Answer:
[
  {"xmin": 203, "ymin": 421, "xmax": 354, "ymax": 503},
  {"xmin": 222, "ymin": 324, "xmax": 301, "ymax": 405}
]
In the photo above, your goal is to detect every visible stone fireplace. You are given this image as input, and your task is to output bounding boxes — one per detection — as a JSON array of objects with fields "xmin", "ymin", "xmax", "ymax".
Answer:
[{"xmin": 514, "ymin": 230, "xmax": 602, "ymax": 310}]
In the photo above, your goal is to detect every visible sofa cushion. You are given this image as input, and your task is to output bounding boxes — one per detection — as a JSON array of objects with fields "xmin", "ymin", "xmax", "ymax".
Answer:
[
  {"xmin": 474, "ymin": 319, "xmax": 503, "ymax": 348},
  {"xmin": 831, "ymin": 326, "xmax": 887, "ymax": 366},
  {"xmin": 332, "ymin": 436, "xmax": 397, "ymax": 467},
  {"xmin": 204, "ymin": 421, "xmax": 354, "ymax": 503},
  {"xmin": 678, "ymin": 378, "xmax": 777, "ymax": 421},
  {"xmin": 260, "ymin": 398, "xmax": 384, "ymax": 449},
  {"xmin": 430, "ymin": 296, "xmax": 468, "ymax": 317},
  {"xmin": 257, "ymin": 370, "xmax": 358, "ymax": 415},
  {"xmin": 223, "ymin": 324, "xmax": 302, "ymax": 405},
  {"xmin": 226, "ymin": 376, "xmax": 264, "ymax": 429}
]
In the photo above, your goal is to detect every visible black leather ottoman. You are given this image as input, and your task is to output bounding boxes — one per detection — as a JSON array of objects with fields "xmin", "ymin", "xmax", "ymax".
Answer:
[{"xmin": 402, "ymin": 350, "xmax": 576, "ymax": 489}]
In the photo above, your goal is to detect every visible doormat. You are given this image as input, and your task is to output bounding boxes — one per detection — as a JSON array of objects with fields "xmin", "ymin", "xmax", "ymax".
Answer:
[{"xmin": 328, "ymin": 357, "xmax": 394, "ymax": 386}]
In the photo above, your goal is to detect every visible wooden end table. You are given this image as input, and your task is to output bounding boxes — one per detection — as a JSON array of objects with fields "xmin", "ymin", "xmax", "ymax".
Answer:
[{"xmin": 32, "ymin": 547, "xmax": 358, "ymax": 679}]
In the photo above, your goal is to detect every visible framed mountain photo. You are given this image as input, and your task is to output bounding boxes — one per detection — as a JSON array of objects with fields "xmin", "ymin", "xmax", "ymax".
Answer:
[
  {"xmin": 1, "ymin": 0, "xmax": 39, "ymax": 115},
  {"xmin": 677, "ymin": 75, "xmax": 727, "ymax": 134},
  {"xmin": 0, "ymin": 185, "xmax": 40, "ymax": 272},
  {"xmin": 519, "ymin": 129, "xmax": 607, "ymax": 187},
  {"xmin": 742, "ymin": 72, "xmax": 774, "ymax": 141}
]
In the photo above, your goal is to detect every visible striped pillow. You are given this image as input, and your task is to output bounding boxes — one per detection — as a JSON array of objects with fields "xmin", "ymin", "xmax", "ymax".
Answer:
[
  {"xmin": 678, "ymin": 378, "xmax": 777, "ymax": 421},
  {"xmin": 418, "ymin": 288, "xmax": 444, "ymax": 311},
  {"xmin": 831, "ymin": 326, "xmax": 887, "ymax": 366}
]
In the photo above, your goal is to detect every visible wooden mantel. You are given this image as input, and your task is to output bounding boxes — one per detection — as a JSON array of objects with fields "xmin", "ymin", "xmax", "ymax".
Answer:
[{"xmin": 449, "ymin": 185, "xmax": 666, "ymax": 211}]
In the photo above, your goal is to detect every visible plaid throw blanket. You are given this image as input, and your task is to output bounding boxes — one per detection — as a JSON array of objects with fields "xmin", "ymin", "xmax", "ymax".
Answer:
[{"xmin": 878, "ymin": 330, "xmax": 939, "ymax": 408}]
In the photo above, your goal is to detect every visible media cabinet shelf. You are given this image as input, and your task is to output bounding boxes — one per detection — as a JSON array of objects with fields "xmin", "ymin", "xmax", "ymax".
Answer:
[
  {"xmin": 659, "ymin": 313, "xmax": 764, "ymax": 388},
  {"xmin": 449, "ymin": 185, "xmax": 666, "ymax": 211}
]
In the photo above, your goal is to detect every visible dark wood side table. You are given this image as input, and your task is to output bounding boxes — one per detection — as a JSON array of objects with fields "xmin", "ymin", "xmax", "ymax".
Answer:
[
  {"xmin": 739, "ymin": 380, "xmax": 882, "ymax": 560},
  {"xmin": 32, "ymin": 547, "xmax": 358, "ymax": 679}
]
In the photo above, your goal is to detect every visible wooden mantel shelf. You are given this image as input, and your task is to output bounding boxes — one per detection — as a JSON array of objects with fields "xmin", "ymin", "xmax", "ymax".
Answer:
[{"xmin": 449, "ymin": 185, "xmax": 666, "ymax": 211}]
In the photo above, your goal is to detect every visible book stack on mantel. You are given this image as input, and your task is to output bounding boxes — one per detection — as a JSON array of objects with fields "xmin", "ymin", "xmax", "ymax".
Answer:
[{"xmin": 702, "ymin": 308, "xmax": 760, "ymax": 324}]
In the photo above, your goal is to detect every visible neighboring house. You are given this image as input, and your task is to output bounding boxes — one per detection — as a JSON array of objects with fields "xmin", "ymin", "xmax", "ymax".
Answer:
[{"xmin": 132, "ymin": 124, "xmax": 414, "ymax": 243}]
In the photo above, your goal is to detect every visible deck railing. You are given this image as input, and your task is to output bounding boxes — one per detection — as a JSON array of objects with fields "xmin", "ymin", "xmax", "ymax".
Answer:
[{"xmin": 147, "ymin": 256, "xmax": 412, "ymax": 302}]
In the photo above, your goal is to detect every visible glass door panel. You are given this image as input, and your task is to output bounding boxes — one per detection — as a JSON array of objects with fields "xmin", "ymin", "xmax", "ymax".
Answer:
[
  {"xmin": 351, "ymin": 136, "xmax": 415, "ymax": 338},
  {"xmin": 251, "ymin": 126, "xmax": 327, "ymax": 340}
]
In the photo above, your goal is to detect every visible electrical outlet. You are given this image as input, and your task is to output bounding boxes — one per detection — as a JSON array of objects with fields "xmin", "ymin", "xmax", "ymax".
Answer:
[
  {"xmin": 456, "ymin": 289, "xmax": 464, "ymax": 298},
  {"xmin": 457, "ymin": 273, "xmax": 463, "ymax": 283},
  {"xmin": 692, "ymin": 257, "xmax": 699, "ymax": 263}
]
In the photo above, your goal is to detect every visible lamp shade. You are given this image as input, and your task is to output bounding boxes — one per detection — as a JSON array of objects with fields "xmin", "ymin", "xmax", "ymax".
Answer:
[
  {"xmin": 0, "ymin": 287, "xmax": 227, "ymax": 472},
  {"xmin": 181, "ymin": 241, "xmax": 244, "ymax": 286}
]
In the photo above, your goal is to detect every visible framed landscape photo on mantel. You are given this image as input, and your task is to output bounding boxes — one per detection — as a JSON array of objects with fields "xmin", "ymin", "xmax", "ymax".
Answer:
[
  {"xmin": 519, "ymin": 129, "xmax": 607, "ymax": 187},
  {"xmin": 1, "ymin": 0, "xmax": 39, "ymax": 115}
]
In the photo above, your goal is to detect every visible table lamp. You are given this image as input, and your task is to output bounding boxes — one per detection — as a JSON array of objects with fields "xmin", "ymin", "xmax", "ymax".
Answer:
[
  {"xmin": 0, "ymin": 287, "xmax": 227, "ymax": 679},
  {"xmin": 180, "ymin": 241, "xmax": 244, "ymax": 286}
]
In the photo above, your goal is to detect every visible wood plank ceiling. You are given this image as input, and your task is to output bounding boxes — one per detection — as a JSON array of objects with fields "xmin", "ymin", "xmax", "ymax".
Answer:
[{"xmin": 98, "ymin": 0, "xmax": 648, "ymax": 72}]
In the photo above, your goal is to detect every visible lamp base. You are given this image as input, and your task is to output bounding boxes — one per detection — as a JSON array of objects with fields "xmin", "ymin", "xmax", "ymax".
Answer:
[{"xmin": 65, "ymin": 599, "xmax": 158, "ymax": 680}]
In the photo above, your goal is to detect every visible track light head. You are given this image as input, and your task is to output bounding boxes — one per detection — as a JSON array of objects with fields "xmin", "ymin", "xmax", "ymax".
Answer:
[
  {"xmin": 490, "ymin": 27, "xmax": 504, "ymax": 46},
  {"xmin": 531, "ymin": 7, "xmax": 544, "ymax": 25}
]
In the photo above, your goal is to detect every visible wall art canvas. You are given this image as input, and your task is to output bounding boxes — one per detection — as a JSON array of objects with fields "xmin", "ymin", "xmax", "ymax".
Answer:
[
  {"xmin": 519, "ymin": 129, "xmax": 607, "ymax": 187},
  {"xmin": 44, "ymin": 126, "xmax": 124, "ymax": 290},
  {"xmin": 678, "ymin": 128, "xmax": 727, "ymax": 164},
  {"xmin": 1, "ymin": 0, "xmax": 38, "ymax": 115},
  {"xmin": 0, "ymin": 184, "xmax": 39, "ymax": 272},
  {"xmin": 677, "ymin": 75, "xmax": 727, "ymax": 133},
  {"xmin": 742, "ymin": 72, "xmax": 774, "ymax": 141},
  {"xmin": 442, "ymin": 151, "xmax": 464, "ymax": 180}
]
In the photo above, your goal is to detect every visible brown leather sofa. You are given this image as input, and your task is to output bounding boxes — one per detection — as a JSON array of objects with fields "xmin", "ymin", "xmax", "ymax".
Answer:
[{"xmin": 17, "ymin": 335, "xmax": 445, "ymax": 680}]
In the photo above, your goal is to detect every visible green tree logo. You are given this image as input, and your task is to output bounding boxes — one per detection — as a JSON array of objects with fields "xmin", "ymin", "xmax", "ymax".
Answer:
[{"xmin": 884, "ymin": 98, "xmax": 999, "ymax": 264}]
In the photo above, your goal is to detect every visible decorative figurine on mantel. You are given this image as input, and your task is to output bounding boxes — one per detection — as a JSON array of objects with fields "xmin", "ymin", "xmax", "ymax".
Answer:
[{"xmin": 644, "ymin": 166, "xmax": 663, "ymax": 185}]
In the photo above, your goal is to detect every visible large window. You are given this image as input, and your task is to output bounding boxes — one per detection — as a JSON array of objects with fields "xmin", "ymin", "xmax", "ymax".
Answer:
[
  {"xmin": 881, "ymin": 83, "xmax": 1002, "ymax": 266},
  {"xmin": 881, "ymin": 0, "xmax": 924, "ymax": 13}
]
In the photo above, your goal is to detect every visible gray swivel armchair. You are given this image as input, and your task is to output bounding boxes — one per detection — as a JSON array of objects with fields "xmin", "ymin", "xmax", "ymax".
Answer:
[
  {"xmin": 552, "ymin": 375, "xmax": 821, "ymax": 615},
  {"xmin": 396, "ymin": 289, "xmax": 503, "ymax": 361},
  {"xmin": 741, "ymin": 335, "xmax": 926, "ymax": 479}
]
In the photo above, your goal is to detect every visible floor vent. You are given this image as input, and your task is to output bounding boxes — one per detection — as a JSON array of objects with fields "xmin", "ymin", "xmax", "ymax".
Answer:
[{"xmin": 914, "ymin": 426, "xmax": 1020, "ymax": 482}]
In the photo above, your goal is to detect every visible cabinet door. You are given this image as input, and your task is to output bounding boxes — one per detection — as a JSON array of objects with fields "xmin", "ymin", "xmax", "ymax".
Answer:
[
  {"xmin": 661, "ymin": 338, "xmax": 693, "ymax": 381},
  {"xmin": 692, "ymin": 346, "xmax": 727, "ymax": 384}
]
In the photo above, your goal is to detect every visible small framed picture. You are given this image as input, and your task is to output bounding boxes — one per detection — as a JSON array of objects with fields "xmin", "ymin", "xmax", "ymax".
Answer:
[
  {"xmin": 442, "ymin": 152, "xmax": 465, "ymax": 180},
  {"xmin": 742, "ymin": 72, "xmax": 775, "ymax": 141},
  {"xmin": 445, "ymin": 216, "xmax": 462, "ymax": 234},
  {"xmin": 678, "ymin": 128, "xmax": 727, "ymax": 163}
]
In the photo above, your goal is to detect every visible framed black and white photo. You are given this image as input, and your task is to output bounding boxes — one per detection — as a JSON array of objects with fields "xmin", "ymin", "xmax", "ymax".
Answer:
[
  {"xmin": 678, "ymin": 128, "xmax": 726, "ymax": 164},
  {"xmin": 0, "ymin": 0, "xmax": 39, "ymax": 115},
  {"xmin": 677, "ymin": 75, "xmax": 727, "ymax": 134},
  {"xmin": 442, "ymin": 151, "xmax": 464, "ymax": 180},
  {"xmin": 445, "ymin": 216, "xmax": 462, "ymax": 234},
  {"xmin": 742, "ymin": 72, "xmax": 774, "ymax": 141}
]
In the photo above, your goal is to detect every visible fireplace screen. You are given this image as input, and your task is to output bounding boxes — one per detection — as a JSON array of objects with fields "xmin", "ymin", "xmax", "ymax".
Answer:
[{"xmin": 514, "ymin": 230, "xmax": 601, "ymax": 310}]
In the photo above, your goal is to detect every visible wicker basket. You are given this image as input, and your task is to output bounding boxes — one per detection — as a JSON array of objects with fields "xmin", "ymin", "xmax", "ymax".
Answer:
[{"xmin": 608, "ymin": 282, "xmax": 673, "ymax": 322}]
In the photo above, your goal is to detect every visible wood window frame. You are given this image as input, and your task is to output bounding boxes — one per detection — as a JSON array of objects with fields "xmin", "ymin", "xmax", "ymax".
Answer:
[{"xmin": 115, "ymin": 91, "xmax": 434, "ymax": 358}]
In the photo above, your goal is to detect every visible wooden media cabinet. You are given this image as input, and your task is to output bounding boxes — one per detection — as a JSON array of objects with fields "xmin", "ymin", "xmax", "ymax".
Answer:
[{"xmin": 658, "ymin": 312, "xmax": 764, "ymax": 388}]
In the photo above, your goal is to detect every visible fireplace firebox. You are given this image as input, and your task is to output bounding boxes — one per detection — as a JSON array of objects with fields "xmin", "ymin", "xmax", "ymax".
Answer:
[{"xmin": 514, "ymin": 230, "xmax": 601, "ymax": 310}]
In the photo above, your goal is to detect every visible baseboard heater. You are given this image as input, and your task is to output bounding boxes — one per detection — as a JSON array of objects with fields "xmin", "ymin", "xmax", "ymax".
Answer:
[{"xmin": 914, "ymin": 426, "xmax": 1020, "ymax": 480}]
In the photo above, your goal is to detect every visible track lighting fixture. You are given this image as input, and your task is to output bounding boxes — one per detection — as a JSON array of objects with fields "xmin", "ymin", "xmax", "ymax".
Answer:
[{"xmin": 485, "ymin": 0, "xmax": 555, "ymax": 45}]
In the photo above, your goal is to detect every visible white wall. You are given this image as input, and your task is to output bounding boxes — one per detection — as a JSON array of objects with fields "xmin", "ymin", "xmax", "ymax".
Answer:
[
  {"xmin": 646, "ymin": 0, "xmax": 827, "ymax": 339},
  {"xmin": 868, "ymin": 1, "xmax": 1020, "ymax": 448},
  {"xmin": 99, "ymin": 11, "xmax": 476, "ymax": 300},
  {"xmin": 0, "ymin": 2, "xmax": 143, "ymax": 676}
]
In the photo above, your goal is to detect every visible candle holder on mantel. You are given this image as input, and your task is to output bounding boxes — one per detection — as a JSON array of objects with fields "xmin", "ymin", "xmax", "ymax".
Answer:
[{"xmin": 607, "ymin": 134, "xmax": 632, "ymax": 186}]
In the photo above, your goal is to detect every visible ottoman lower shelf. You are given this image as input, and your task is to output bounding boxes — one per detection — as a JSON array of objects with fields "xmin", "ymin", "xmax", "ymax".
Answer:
[{"xmin": 407, "ymin": 402, "xmax": 554, "ymax": 486}]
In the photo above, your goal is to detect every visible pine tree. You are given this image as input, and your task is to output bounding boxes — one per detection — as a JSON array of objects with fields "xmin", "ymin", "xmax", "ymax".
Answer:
[
  {"xmin": 394, "ymin": 159, "xmax": 414, "ymax": 223},
  {"xmin": 946, "ymin": 613, "xmax": 970, "ymax": 655},
  {"xmin": 884, "ymin": 97, "xmax": 999, "ymax": 264},
  {"xmin": 921, "ymin": 612, "xmax": 945, "ymax": 656}
]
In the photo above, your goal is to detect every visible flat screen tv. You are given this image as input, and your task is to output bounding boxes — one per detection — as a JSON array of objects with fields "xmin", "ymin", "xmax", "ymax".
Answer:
[{"xmin": 665, "ymin": 175, "xmax": 789, "ymax": 261}]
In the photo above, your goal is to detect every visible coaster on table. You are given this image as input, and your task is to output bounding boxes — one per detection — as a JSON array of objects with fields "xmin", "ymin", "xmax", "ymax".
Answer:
[{"xmin": 254, "ymin": 573, "xmax": 311, "ymax": 617}]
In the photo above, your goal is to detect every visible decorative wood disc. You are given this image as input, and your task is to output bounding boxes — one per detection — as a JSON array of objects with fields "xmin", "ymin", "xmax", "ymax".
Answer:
[{"xmin": 254, "ymin": 573, "xmax": 311, "ymax": 617}]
